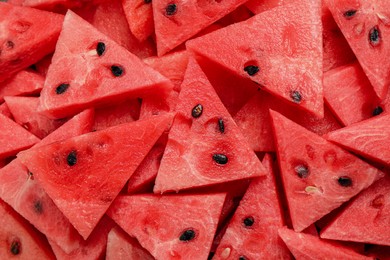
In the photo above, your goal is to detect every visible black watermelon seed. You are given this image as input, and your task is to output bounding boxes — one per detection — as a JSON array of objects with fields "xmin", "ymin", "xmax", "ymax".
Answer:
[
  {"xmin": 66, "ymin": 151, "xmax": 77, "ymax": 166},
  {"xmin": 244, "ymin": 65, "xmax": 259, "ymax": 76},
  {"xmin": 243, "ymin": 216, "xmax": 254, "ymax": 227},
  {"xmin": 239, "ymin": 256, "xmax": 248, "ymax": 260},
  {"xmin": 290, "ymin": 90, "xmax": 302, "ymax": 103},
  {"xmin": 372, "ymin": 106, "xmax": 384, "ymax": 116},
  {"xmin": 10, "ymin": 240, "xmax": 21, "ymax": 255},
  {"xmin": 111, "ymin": 65, "xmax": 124, "ymax": 77},
  {"xmin": 369, "ymin": 26, "xmax": 381, "ymax": 47},
  {"xmin": 6, "ymin": 40, "xmax": 14, "ymax": 49},
  {"xmin": 295, "ymin": 164, "xmax": 310, "ymax": 178},
  {"xmin": 218, "ymin": 118, "xmax": 225, "ymax": 133},
  {"xmin": 179, "ymin": 229, "xmax": 196, "ymax": 241},
  {"xmin": 55, "ymin": 83, "xmax": 70, "ymax": 95},
  {"xmin": 338, "ymin": 176, "xmax": 352, "ymax": 187},
  {"xmin": 33, "ymin": 200, "xmax": 43, "ymax": 214},
  {"xmin": 96, "ymin": 42, "xmax": 106, "ymax": 56},
  {"xmin": 343, "ymin": 9, "xmax": 357, "ymax": 19},
  {"xmin": 165, "ymin": 3, "xmax": 177, "ymax": 16},
  {"xmin": 27, "ymin": 171, "xmax": 34, "ymax": 180},
  {"xmin": 213, "ymin": 154, "xmax": 228, "ymax": 165},
  {"xmin": 191, "ymin": 104, "xmax": 203, "ymax": 118},
  {"xmin": 144, "ymin": 0, "xmax": 151, "ymax": 3}
]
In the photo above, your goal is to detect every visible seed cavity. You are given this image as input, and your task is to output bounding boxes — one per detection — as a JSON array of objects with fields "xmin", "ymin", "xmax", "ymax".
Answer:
[
  {"xmin": 191, "ymin": 104, "xmax": 203, "ymax": 118},
  {"xmin": 294, "ymin": 164, "xmax": 310, "ymax": 178},
  {"xmin": 6, "ymin": 41, "xmax": 14, "ymax": 49},
  {"xmin": 290, "ymin": 90, "xmax": 302, "ymax": 103},
  {"xmin": 111, "ymin": 65, "xmax": 124, "ymax": 77},
  {"xmin": 243, "ymin": 216, "xmax": 254, "ymax": 227},
  {"xmin": 179, "ymin": 229, "xmax": 196, "ymax": 242},
  {"xmin": 372, "ymin": 106, "xmax": 383, "ymax": 116},
  {"xmin": 244, "ymin": 65, "xmax": 259, "ymax": 76},
  {"xmin": 338, "ymin": 176, "xmax": 352, "ymax": 187},
  {"xmin": 213, "ymin": 154, "xmax": 228, "ymax": 165},
  {"xmin": 27, "ymin": 171, "xmax": 34, "ymax": 180},
  {"xmin": 55, "ymin": 83, "xmax": 70, "ymax": 95},
  {"xmin": 369, "ymin": 26, "xmax": 381, "ymax": 47},
  {"xmin": 33, "ymin": 200, "xmax": 43, "ymax": 214},
  {"xmin": 66, "ymin": 151, "xmax": 77, "ymax": 166},
  {"xmin": 96, "ymin": 42, "xmax": 106, "ymax": 56},
  {"xmin": 343, "ymin": 9, "xmax": 357, "ymax": 19},
  {"xmin": 239, "ymin": 256, "xmax": 248, "ymax": 260},
  {"xmin": 165, "ymin": 3, "xmax": 177, "ymax": 16},
  {"xmin": 10, "ymin": 239, "xmax": 21, "ymax": 255},
  {"xmin": 371, "ymin": 194, "xmax": 384, "ymax": 209},
  {"xmin": 218, "ymin": 118, "xmax": 225, "ymax": 133}
]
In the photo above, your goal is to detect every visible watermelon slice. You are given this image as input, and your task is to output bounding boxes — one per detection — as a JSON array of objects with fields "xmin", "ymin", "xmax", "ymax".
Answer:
[
  {"xmin": 270, "ymin": 110, "xmax": 383, "ymax": 232},
  {"xmin": 324, "ymin": 63, "xmax": 383, "ymax": 126},
  {"xmin": 0, "ymin": 3, "xmax": 63, "ymax": 82},
  {"xmin": 0, "ymin": 113, "xmax": 40, "ymax": 159},
  {"xmin": 122, "ymin": 0, "xmax": 154, "ymax": 43},
  {"xmin": 5, "ymin": 96, "xmax": 66, "ymax": 139},
  {"xmin": 213, "ymin": 154, "xmax": 292, "ymax": 259},
  {"xmin": 107, "ymin": 193, "xmax": 226, "ymax": 259},
  {"xmin": 0, "ymin": 102, "xmax": 13, "ymax": 119},
  {"xmin": 278, "ymin": 227, "xmax": 372, "ymax": 259},
  {"xmin": 0, "ymin": 199, "xmax": 55, "ymax": 259},
  {"xmin": 154, "ymin": 58, "xmax": 265, "ymax": 193},
  {"xmin": 187, "ymin": 0, "xmax": 324, "ymax": 117},
  {"xmin": 38, "ymin": 10, "xmax": 171, "ymax": 119},
  {"xmin": 17, "ymin": 113, "xmax": 173, "ymax": 239},
  {"xmin": 0, "ymin": 109, "xmax": 94, "ymax": 253},
  {"xmin": 326, "ymin": 0, "xmax": 390, "ymax": 100},
  {"xmin": 0, "ymin": 69, "xmax": 43, "ymax": 102},
  {"xmin": 152, "ymin": 0, "xmax": 249, "ymax": 56},
  {"xmin": 106, "ymin": 226, "xmax": 154, "ymax": 260},
  {"xmin": 321, "ymin": 174, "xmax": 390, "ymax": 246},
  {"xmin": 326, "ymin": 114, "xmax": 390, "ymax": 167}
]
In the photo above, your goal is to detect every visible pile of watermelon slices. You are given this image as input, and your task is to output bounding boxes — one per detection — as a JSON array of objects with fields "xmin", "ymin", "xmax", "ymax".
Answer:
[{"xmin": 0, "ymin": 0, "xmax": 389, "ymax": 259}]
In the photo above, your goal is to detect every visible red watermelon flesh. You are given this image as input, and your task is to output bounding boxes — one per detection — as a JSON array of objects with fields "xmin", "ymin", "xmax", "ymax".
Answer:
[
  {"xmin": 270, "ymin": 110, "xmax": 383, "ymax": 232},
  {"xmin": 33, "ymin": 53, "xmax": 53, "ymax": 76},
  {"xmin": 0, "ymin": 109, "xmax": 94, "ymax": 253},
  {"xmin": 326, "ymin": 113, "xmax": 390, "ymax": 167},
  {"xmin": 107, "ymin": 193, "xmax": 226, "ymax": 260},
  {"xmin": 0, "ymin": 102, "xmax": 12, "ymax": 119},
  {"xmin": 278, "ymin": 227, "xmax": 372, "ymax": 260},
  {"xmin": 324, "ymin": 63, "xmax": 384, "ymax": 126},
  {"xmin": 215, "ymin": 5, "xmax": 254, "ymax": 28},
  {"xmin": 92, "ymin": 99, "xmax": 140, "ymax": 131},
  {"xmin": 17, "ymin": 113, "xmax": 174, "ymax": 239},
  {"xmin": 48, "ymin": 215, "xmax": 114, "ymax": 260},
  {"xmin": 187, "ymin": 0, "xmax": 324, "ymax": 118},
  {"xmin": 106, "ymin": 226, "xmax": 154, "ymax": 260},
  {"xmin": 38, "ymin": 10, "xmax": 170, "ymax": 119},
  {"xmin": 0, "ymin": 199, "xmax": 55, "ymax": 259},
  {"xmin": 245, "ymin": 0, "xmax": 292, "ymax": 14},
  {"xmin": 122, "ymin": 0, "xmax": 154, "ymax": 43},
  {"xmin": 214, "ymin": 154, "xmax": 292, "ymax": 260},
  {"xmin": 326, "ymin": 0, "xmax": 390, "ymax": 100},
  {"xmin": 152, "ymin": 0, "xmax": 249, "ymax": 56},
  {"xmin": 0, "ymin": 3, "xmax": 63, "ymax": 82},
  {"xmin": 154, "ymin": 58, "xmax": 266, "ymax": 193},
  {"xmin": 5, "ymin": 96, "xmax": 66, "ymax": 139},
  {"xmin": 0, "ymin": 69, "xmax": 43, "ymax": 102},
  {"xmin": 0, "ymin": 113, "xmax": 40, "ymax": 159},
  {"xmin": 234, "ymin": 90, "xmax": 341, "ymax": 152},
  {"xmin": 320, "ymin": 174, "xmax": 390, "ymax": 246},
  {"xmin": 76, "ymin": 0, "xmax": 156, "ymax": 59}
]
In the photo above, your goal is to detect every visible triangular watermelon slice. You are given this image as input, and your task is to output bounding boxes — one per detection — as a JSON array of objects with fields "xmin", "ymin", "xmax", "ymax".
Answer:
[
  {"xmin": 122, "ymin": 0, "xmax": 154, "ymax": 43},
  {"xmin": 270, "ymin": 110, "xmax": 383, "ymax": 232},
  {"xmin": 187, "ymin": 0, "xmax": 324, "ymax": 117},
  {"xmin": 17, "ymin": 113, "xmax": 174, "ymax": 239},
  {"xmin": 5, "ymin": 96, "xmax": 66, "ymax": 139},
  {"xmin": 0, "ymin": 3, "xmax": 63, "ymax": 82},
  {"xmin": 326, "ymin": 0, "xmax": 390, "ymax": 100},
  {"xmin": 278, "ymin": 227, "xmax": 372, "ymax": 259},
  {"xmin": 0, "ymin": 199, "xmax": 55, "ymax": 259},
  {"xmin": 38, "ymin": 10, "xmax": 171, "ymax": 119},
  {"xmin": 107, "ymin": 193, "xmax": 226, "ymax": 259},
  {"xmin": 0, "ymin": 113, "xmax": 40, "ymax": 159},
  {"xmin": 214, "ymin": 154, "xmax": 291, "ymax": 259},
  {"xmin": 106, "ymin": 226, "xmax": 154, "ymax": 260},
  {"xmin": 154, "ymin": 58, "xmax": 266, "ymax": 193},
  {"xmin": 152, "ymin": 0, "xmax": 249, "ymax": 56},
  {"xmin": 326, "ymin": 114, "xmax": 390, "ymax": 167},
  {"xmin": 320, "ymin": 174, "xmax": 390, "ymax": 246}
]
